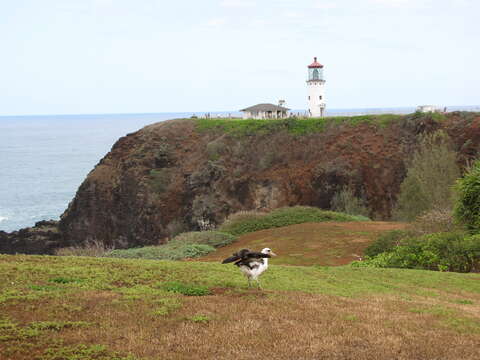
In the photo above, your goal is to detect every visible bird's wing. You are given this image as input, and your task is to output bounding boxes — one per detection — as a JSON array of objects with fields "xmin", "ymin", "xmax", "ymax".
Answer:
[
  {"xmin": 222, "ymin": 254, "xmax": 241, "ymax": 264},
  {"xmin": 221, "ymin": 249, "xmax": 251, "ymax": 264},
  {"xmin": 244, "ymin": 251, "xmax": 271, "ymax": 259}
]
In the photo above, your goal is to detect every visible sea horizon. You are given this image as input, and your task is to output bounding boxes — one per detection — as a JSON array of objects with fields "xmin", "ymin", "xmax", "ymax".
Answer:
[{"xmin": 1, "ymin": 104, "xmax": 480, "ymax": 119}]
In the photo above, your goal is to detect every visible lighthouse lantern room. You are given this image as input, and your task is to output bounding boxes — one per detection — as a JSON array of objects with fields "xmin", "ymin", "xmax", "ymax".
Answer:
[{"xmin": 307, "ymin": 57, "xmax": 326, "ymax": 117}]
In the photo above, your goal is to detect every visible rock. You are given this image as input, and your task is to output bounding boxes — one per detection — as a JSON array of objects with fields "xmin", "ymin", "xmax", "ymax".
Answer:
[{"xmin": 0, "ymin": 220, "xmax": 64, "ymax": 255}]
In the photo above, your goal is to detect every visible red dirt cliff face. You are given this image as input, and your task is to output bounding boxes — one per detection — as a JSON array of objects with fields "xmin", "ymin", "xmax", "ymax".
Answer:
[{"xmin": 57, "ymin": 112, "xmax": 480, "ymax": 247}]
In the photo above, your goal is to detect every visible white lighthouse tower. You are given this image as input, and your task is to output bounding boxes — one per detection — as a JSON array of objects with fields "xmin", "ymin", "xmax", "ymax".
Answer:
[{"xmin": 307, "ymin": 57, "xmax": 326, "ymax": 117}]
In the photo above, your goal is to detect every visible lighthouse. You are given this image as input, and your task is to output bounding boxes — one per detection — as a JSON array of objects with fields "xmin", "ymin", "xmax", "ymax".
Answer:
[{"xmin": 307, "ymin": 57, "xmax": 326, "ymax": 117}]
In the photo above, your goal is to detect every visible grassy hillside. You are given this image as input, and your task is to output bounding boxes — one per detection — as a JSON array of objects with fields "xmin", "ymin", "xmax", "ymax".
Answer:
[
  {"xmin": 1, "ymin": 254, "xmax": 479, "ymax": 359},
  {"xmin": 202, "ymin": 221, "xmax": 405, "ymax": 266}
]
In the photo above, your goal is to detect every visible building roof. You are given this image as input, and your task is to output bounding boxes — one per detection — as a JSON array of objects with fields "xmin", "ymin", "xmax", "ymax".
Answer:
[
  {"xmin": 308, "ymin": 57, "xmax": 323, "ymax": 68},
  {"xmin": 240, "ymin": 103, "xmax": 290, "ymax": 112}
]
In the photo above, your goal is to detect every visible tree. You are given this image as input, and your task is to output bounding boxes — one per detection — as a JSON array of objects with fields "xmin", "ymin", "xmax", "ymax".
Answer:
[
  {"xmin": 454, "ymin": 160, "xmax": 480, "ymax": 232},
  {"xmin": 394, "ymin": 130, "xmax": 460, "ymax": 221}
]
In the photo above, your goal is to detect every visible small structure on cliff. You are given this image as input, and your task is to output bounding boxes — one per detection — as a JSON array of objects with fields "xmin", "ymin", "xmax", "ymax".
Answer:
[
  {"xmin": 416, "ymin": 105, "xmax": 441, "ymax": 113},
  {"xmin": 240, "ymin": 102, "xmax": 290, "ymax": 119},
  {"xmin": 307, "ymin": 57, "xmax": 326, "ymax": 118}
]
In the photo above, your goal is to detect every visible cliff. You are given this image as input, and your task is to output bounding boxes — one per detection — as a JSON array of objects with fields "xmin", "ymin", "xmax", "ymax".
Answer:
[
  {"xmin": 57, "ymin": 112, "xmax": 480, "ymax": 248},
  {"xmin": 2, "ymin": 112, "xmax": 480, "ymax": 254}
]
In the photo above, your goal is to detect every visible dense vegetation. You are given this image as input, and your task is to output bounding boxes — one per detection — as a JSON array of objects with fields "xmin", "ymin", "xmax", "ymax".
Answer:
[
  {"xmin": 362, "ymin": 151, "xmax": 480, "ymax": 273},
  {"xmin": 358, "ymin": 231, "xmax": 480, "ymax": 272}
]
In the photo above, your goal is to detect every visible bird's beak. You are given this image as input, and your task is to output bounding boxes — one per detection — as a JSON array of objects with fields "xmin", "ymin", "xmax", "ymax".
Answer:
[{"xmin": 270, "ymin": 252, "xmax": 277, "ymax": 257}]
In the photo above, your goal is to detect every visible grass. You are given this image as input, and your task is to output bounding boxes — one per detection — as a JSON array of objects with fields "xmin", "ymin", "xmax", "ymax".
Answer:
[
  {"xmin": 106, "ymin": 243, "xmax": 214, "ymax": 261},
  {"xmin": 219, "ymin": 206, "xmax": 369, "ymax": 236},
  {"xmin": 105, "ymin": 231, "xmax": 236, "ymax": 260},
  {"xmin": 0, "ymin": 253, "xmax": 480, "ymax": 359},
  {"xmin": 196, "ymin": 114, "xmax": 406, "ymax": 136}
]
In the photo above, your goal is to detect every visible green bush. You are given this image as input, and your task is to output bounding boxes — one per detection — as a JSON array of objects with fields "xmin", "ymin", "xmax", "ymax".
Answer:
[
  {"xmin": 105, "ymin": 243, "xmax": 214, "ymax": 261},
  {"xmin": 394, "ymin": 130, "xmax": 460, "ymax": 221},
  {"xmin": 219, "ymin": 206, "xmax": 369, "ymax": 236},
  {"xmin": 163, "ymin": 281, "xmax": 211, "ymax": 296},
  {"xmin": 356, "ymin": 232, "xmax": 480, "ymax": 273},
  {"xmin": 364, "ymin": 230, "xmax": 415, "ymax": 257},
  {"xmin": 455, "ymin": 160, "xmax": 480, "ymax": 232}
]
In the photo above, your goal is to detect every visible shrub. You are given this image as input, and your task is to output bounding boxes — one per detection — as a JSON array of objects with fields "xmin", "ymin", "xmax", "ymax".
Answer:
[
  {"xmin": 206, "ymin": 139, "xmax": 226, "ymax": 161},
  {"xmin": 154, "ymin": 142, "xmax": 173, "ymax": 167},
  {"xmin": 394, "ymin": 131, "xmax": 460, "ymax": 221},
  {"xmin": 358, "ymin": 232, "xmax": 480, "ymax": 273},
  {"xmin": 219, "ymin": 206, "xmax": 369, "ymax": 236},
  {"xmin": 455, "ymin": 160, "xmax": 480, "ymax": 232},
  {"xmin": 163, "ymin": 281, "xmax": 210, "ymax": 296},
  {"xmin": 411, "ymin": 208, "xmax": 459, "ymax": 235},
  {"xmin": 331, "ymin": 187, "xmax": 370, "ymax": 217},
  {"xmin": 364, "ymin": 230, "xmax": 415, "ymax": 257}
]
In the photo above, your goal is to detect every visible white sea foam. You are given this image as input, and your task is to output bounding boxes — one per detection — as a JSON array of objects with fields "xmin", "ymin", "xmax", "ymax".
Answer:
[{"xmin": 0, "ymin": 216, "xmax": 8, "ymax": 223}]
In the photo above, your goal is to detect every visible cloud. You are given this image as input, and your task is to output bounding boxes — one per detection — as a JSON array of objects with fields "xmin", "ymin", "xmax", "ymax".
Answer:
[
  {"xmin": 312, "ymin": 0, "xmax": 339, "ymax": 9},
  {"xmin": 206, "ymin": 17, "xmax": 229, "ymax": 27},
  {"xmin": 368, "ymin": 0, "xmax": 430, "ymax": 7},
  {"xmin": 220, "ymin": 0, "xmax": 256, "ymax": 8}
]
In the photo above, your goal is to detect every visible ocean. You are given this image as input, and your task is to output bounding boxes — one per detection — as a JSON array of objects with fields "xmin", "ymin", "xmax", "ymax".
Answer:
[{"xmin": 1, "ymin": 106, "xmax": 478, "ymax": 232}]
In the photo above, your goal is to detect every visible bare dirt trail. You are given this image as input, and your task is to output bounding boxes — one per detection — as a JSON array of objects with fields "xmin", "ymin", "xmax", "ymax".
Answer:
[{"xmin": 200, "ymin": 221, "xmax": 407, "ymax": 266}]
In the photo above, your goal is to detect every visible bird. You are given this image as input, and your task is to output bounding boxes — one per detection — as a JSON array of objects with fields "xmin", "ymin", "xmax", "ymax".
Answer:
[{"xmin": 222, "ymin": 248, "xmax": 277, "ymax": 289}]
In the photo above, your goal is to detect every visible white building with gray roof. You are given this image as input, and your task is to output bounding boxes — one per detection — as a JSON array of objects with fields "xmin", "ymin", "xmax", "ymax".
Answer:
[{"xmin": 240, "ymin": 102, "xmax": 290, "ymax": 119}]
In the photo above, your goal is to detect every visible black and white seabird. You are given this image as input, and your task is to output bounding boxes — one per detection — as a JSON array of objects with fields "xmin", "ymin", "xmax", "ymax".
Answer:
[{"xmin": 222, "ymin": 248, "xmax": 277, "ymax": 289}]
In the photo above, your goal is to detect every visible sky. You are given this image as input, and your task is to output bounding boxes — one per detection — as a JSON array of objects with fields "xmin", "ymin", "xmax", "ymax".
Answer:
[{"xmin": 0, "ymin": 0, "xmax": 479, "ymax": 115}]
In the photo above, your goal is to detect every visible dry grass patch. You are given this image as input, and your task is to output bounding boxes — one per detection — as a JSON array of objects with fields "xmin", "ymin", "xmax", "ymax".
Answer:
[{"xmin": 201, "ymin": 221, "xmax": 407, "ymax": 266}]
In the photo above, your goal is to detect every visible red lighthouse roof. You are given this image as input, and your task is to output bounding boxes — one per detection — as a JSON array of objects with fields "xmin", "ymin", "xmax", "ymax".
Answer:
[{"xmin": 308, "ymin": 57, "xmax": 323, "ymax": 68}]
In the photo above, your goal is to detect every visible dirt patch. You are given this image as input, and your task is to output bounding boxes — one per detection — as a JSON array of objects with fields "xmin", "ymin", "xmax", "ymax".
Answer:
[{"xmin": 200, "ymin": 221, "xmax": 406, "ymax": 266}]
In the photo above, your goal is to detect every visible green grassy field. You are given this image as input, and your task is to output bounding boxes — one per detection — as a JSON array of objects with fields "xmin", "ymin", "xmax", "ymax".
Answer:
[{"xmin": 1, "ymin": 253, "xmax": 479, "ymax": 359}]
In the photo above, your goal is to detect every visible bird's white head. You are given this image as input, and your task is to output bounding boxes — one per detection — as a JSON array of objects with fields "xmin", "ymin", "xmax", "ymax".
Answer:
[{"xmin": 262, "ymin": 248, "xmax": 277, "ymax": 257}]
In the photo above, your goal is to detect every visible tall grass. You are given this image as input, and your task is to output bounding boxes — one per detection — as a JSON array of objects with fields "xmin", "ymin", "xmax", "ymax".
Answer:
[{"xmin": 55, "ymin": 240, "xmax": 114, "ymax": 257}]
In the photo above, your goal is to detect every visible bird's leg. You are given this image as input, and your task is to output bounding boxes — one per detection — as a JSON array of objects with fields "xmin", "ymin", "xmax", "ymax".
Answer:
[
  {"xmin": 256, "ymin": 279, "xmax": 262, "ymax": 290},
  {"xmin": 247, "ymin": 278, "xmax": 252, "ymax": 288}
]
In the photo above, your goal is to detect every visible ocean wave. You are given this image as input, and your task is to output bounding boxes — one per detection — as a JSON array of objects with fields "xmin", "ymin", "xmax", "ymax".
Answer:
[{"xmin": 0, "ymin": 216, "xmax": 8, "ymax": 222}]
